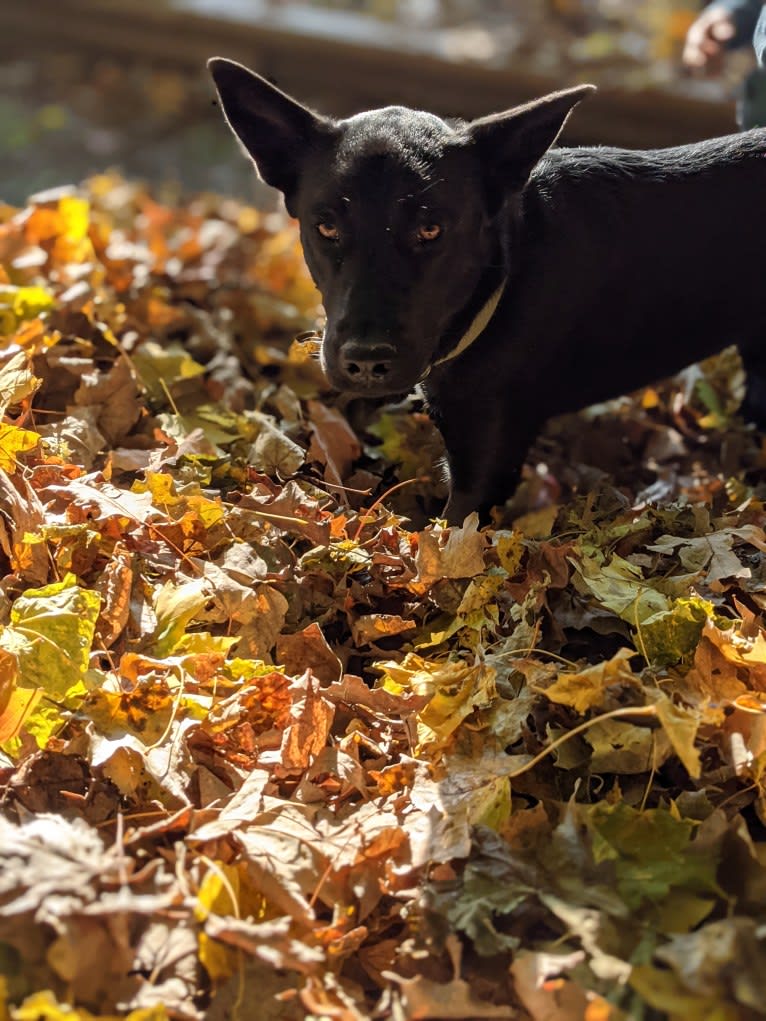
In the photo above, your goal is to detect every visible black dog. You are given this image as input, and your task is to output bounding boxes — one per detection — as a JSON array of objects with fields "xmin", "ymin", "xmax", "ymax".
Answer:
[{"xmin": 209, "ymin": 58, "xmax": 766, "ymax": 523}]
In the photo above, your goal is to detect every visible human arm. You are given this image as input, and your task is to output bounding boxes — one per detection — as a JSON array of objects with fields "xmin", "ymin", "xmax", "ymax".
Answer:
[{"xmin": 683, "ymin": 0, "xmax": 763, "ymax": 70}]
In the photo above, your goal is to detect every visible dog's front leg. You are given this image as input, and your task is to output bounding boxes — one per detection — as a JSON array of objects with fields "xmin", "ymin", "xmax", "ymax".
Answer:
[
  {"xmin": 439, "ymin": 411, "xmax": 540, "ymax": 525},
  {"xmin": 443, "ymin": 485, "xmax": 503, "ymax": 527}
]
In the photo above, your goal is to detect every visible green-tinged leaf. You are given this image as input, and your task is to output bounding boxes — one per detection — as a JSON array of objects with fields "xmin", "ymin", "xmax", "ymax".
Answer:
[
  {"xmin": 652, "ymin": 889, "xmax": 715, "ymax": 934},
  {"xmin": 428, "ymin": 828, "xmax": 534, "ymax": 956},
  {"xmin": 0, "ymin": 285, "xmax": 55, "ymax": 335},
  {"xmin": 300, "ymin": 539, "xmax": 371, "ymax": 578},
  {"xmin": 574, "ymin": 546, "xmax": 715, "ymax": 665},
  {"xmin": 220, "ymin": 658, "xmax": 279, "ymax": 683},
  {"xmin": 630, "ymin": 963, "xmax": 747, "ymax": 1021},
  {"xmin": 456, "ymin": 570, "xmax": 505, "ymax": 616},
  {"xmin": 473, "ymin": 775, "xmax": 511, "ymax": 830},
  {"xmin": 246, "ymin": 411, "xmax": 306, "ymax": 475},
  {"xmin": 573, "ymin": 545, "xmax": 668, "ymax": 621},
  {"xmin": 2, "ymin": 575, "xmax": 99, "ymax": 697},
  {"xmin": 173, "ymin": 632, "xmax": 238, "ymax": 657},
  {"xmin": 589, "ymin": 803, "xmax": 721, "ymax": 914},
  {"xmin": 131, "ymin": 340, "xmax": 206, "ymax": 405},
  {"xmin": 585, "ymin": 718, "xmax": 668, "ymax": 774},
  {"xmin": 639, "ymin": 596, "xmax": 715, "ymax": 667},
  {"xmin": 0, "ymin": 575, "xmax": 100, "ymax": 750},
  {"xmin": 493, "ymin": 530, "xmax": 525, "ymax": 576},
  {"xmin": 367, "ymin": 408, "xmax": 439, "ymax": 482}
]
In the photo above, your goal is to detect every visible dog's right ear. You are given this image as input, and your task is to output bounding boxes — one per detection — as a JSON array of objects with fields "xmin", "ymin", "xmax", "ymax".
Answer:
[
  {"xmin": 208, "ymin": 58, "xmax": 335, "ymax": 199},
  {"xmin": 466, "ymin": 84, "xmax": 596, "ymax": 205}
]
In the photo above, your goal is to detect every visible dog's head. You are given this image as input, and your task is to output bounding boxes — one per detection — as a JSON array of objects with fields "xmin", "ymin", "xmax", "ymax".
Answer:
[{"xmin": 209, "ymin": 58, "xmax": 593, "ymax": 396}]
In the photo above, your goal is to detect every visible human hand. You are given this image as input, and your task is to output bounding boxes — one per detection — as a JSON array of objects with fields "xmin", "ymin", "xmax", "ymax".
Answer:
[{"xmin": 682, "ymin": 4, "xmax": 737, "ymax": 72}]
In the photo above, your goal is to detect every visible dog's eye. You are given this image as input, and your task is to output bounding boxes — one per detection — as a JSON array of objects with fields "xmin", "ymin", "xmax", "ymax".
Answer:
[
  {"xmin": 317, "ymin": 222, "xmax": 339, "ymax": 241},
  {"xmin": 416, "ymin": 223, "xmax": 442, "ymax": 243}
]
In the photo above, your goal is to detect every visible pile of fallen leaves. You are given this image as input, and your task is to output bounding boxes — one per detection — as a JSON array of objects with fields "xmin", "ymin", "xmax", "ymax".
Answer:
[{"xmin": 2, "ymin": 177, "xmax": 766, "ymax": 1021}]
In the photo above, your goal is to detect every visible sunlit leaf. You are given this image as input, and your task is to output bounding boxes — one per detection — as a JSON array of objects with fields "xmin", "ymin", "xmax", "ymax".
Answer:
[
  {"xmin": 0, "ymin": 285, "xmax": 55, "ymax": 335},
  {"xmin": 1, "ymin": 575, "xmax": 99, "ymax": 697},
  {"xmin": 0, "ymin": 350, "xmax": 41, "ymax": 416},
  {"xmin": 11, "ymin": 991, "xmax": 168, "ymax": 1021},
  {"xmin": 540, "ymin": 648, "xmax": 637, "ymax": 714},
  {"xmin": 0, "ymin": 424, "xmax": 40, "ymax": 472},
  {"xmin": 0, "ymin": 575, "xmax": 100, "ymax": 749},
  {"xmin": 151, "ymin": 579, "xmax": 208, "ymax": 657},
  {"xmin": 376, "ymin": 653, "xmax": 496, "ymax": 751}
]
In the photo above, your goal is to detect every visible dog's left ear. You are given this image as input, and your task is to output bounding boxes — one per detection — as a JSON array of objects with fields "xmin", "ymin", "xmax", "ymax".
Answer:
[
  {"xmin": 467, "ymin": 85, "xmax": 596, "ymax": 201},
  {"xmin": 208, "ymin": 57, "xmax": 336, "ymax": 203}
]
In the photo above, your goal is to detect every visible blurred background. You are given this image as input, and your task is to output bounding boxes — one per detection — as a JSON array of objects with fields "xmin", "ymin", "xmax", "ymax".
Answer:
[{"xmin": 1, "ymin": 0, "xmax": 758, "ymax": 205}]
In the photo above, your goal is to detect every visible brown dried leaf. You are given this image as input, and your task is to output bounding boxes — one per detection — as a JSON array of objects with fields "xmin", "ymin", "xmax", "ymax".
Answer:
[
  {"xmin": 276, "ymin": 622, "xmax": 341, "ymax": 685},
  {"xmin": 0, "ymin": 468, "xmax": 49, "ymax": 584},
  {"xmin": 415, "ymin": 514, "xmax": 487, "ymax": 588},
  {"xmin": 278, "ymin": 669, "xmax": 335, "ymax": 773},
  {"xmin": 351, "ymin": 613, "xmax": 416, "ymax": 646},
  {"xmin": 73, "ymin": 354, "xmax": 142, "ymax": 445},
  {"xmin": 307, "ymin": 399, "xmax": 362, "ymax": 485},
  {"xmin": 93, "ymin": 544, "xmax": 133, "ymax": 647},
  {"xmin": 389, "ymin": 971, "xmax": 515, "ymax": 1020}
]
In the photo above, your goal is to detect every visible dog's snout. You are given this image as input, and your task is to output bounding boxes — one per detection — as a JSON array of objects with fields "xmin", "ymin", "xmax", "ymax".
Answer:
[
  {"xmin": 338, "ymin": 341, "xmax": 396, "ymax": 387},
  {"xmin": 345, "ymin": 358, "xmax": 392, "ymax": 382}
]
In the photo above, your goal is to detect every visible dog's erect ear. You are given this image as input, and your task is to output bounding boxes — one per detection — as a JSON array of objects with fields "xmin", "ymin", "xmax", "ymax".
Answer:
[
  {"xmin": 467, "ymin": 84, "xmax": 595, "ymax": 199},
  {"xmin": 208, "ymin": 57, "xmax": 335, "ymax": 198}
]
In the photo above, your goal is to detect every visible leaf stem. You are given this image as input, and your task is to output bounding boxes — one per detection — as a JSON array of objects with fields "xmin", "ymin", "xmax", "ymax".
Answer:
[
  {"xmin": 505, "ymin": 704, "xmax": 658, "ymax": 779},
  {"xmin": 352, "ymin": 475, "xmax": 430, "ymax": 541}
]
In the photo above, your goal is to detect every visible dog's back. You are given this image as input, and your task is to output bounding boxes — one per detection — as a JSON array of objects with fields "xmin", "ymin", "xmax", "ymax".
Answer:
[
  {"xmin": 423, "ymin": 127, "xmax": 766, "ymax": 519},
  {"xmin": 501, "ymin": 129, "xmax": 766, "ymax": 416}
]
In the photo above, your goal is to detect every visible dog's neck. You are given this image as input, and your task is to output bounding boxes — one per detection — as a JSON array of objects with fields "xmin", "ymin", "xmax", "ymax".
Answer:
[
  {"xmin": 429, "ymin": 218, "xmax": 516, "ymax": 371},
  {"xmin": 427, "ymin": 263, "xmax": 508, "ymax": 373},
  {"xmin": 432, "ymin": 277, "xmax": 507, "ymax": 367}
]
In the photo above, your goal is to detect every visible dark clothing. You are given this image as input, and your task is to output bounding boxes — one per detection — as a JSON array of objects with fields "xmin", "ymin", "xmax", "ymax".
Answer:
[
  {"xmin": 718, "ymin": 0, "xmax": 763, "ymax": 46},
  {"xmin": 717, "ymin": 0, "xmax": 766, "ymax": 64}
]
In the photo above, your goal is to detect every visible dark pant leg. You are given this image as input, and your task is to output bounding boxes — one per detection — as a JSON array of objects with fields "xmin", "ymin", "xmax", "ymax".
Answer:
[{"xmin": 740, "ymin": 343, "xmax": 766, "ymax": 429}]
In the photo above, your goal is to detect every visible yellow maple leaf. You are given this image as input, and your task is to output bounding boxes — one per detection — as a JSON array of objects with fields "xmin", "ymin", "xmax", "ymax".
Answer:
[
  {"xmin": 376, "ymin": 652, "xmax": 496, "ymax": 751},
  {"xmin": 541, "ymin": 648, "xmax": 637, "ymax": 714},
  {"xmin": 0, "ymin": 423, "xmax": 40, "ymax": 472}
]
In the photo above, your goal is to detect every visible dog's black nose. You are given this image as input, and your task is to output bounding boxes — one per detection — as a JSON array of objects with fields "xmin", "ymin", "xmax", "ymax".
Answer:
[{"xmin": 338, "ymin": 341, "xmax": 396, "ymax": 387}]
